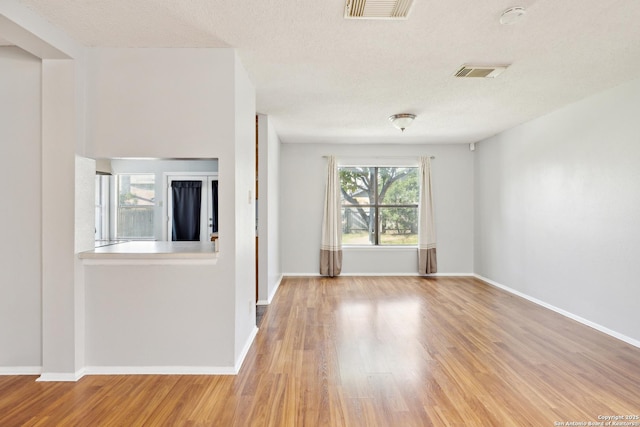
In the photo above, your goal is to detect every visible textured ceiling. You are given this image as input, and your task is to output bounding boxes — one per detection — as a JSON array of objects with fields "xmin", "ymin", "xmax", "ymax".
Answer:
[{"xmin": 15, "ymin": 0, "xmax": 640, "ymax": 144}]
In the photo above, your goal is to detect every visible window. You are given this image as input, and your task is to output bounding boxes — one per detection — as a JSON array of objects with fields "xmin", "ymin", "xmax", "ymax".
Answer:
[
  {"xmin": 94, "ymin": 174, "xmax": 110, "ymax": 241},
  {"xmin": 340, "ymin": 166, "xmax": 418, "ymax": 246},
  {"xmin": 116, "ymin": 174, "xmax": 155, "ymax": 239}
]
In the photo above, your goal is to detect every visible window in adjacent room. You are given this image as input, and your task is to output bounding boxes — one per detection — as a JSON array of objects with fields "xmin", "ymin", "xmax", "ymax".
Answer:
[
  {"xmin": 115, "ymin": 174, "xmax": 155, "ymax": 239},
  {"xmin": 94, "ymin": 173, "xmax": 110, "ymax": 241},
  {"xmin": 340, "ymin": 166, "xmax": 418, "ymax": 246}
]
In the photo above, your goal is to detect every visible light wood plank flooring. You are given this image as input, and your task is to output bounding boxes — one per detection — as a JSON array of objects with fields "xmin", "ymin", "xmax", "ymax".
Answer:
[{"xmin": 1, "ymin": 276, "xmax": 639, "ymax": 426}]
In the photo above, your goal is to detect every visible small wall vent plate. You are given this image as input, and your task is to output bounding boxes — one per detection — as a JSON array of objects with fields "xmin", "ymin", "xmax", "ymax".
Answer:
[
  {"xmin": 345, "ymin": 0, "xmax": 414, "ymax": 20},
  {"xmin": 454, "ymin": 65, "xmax": 509, "ymax": 78}
]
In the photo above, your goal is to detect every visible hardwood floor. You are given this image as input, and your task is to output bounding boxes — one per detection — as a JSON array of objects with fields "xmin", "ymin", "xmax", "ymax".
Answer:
[{"xmin": 1, "ymin": 276, "xmax": 639, "ymax": 426}]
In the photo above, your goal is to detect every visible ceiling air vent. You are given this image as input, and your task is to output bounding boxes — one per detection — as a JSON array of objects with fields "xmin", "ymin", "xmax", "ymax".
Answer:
[
  {"xmin": 345, "ymin": 0, "xmax": 414, "ymax": 20},
  {"xmin": 454, "ymin": 65, "xmax": 509, "ymax": 78}
]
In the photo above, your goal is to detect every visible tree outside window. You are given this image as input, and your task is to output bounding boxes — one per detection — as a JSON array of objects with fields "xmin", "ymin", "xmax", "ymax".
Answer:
[{"xmin": 340, "ymin": 166, "xmax": 418, "ymax": 245}]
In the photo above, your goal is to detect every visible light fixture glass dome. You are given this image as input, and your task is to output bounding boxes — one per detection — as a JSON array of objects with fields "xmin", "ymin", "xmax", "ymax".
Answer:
[
  {"xmin": 389, "ymin": 114, "xmax": 416, "ymax": 132},
  {"xmin": 500, "ymin": 7, "xmax": 526, "ymax": 25}
]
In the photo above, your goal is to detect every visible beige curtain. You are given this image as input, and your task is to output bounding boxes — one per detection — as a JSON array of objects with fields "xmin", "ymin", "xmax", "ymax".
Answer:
[
  {"xmin": 320, "ymin": 156, "xmax": 342, "ymax": 276},
  {"xmin": 418, "ymin": 156, "xmax": 437, "ymax": 274}
]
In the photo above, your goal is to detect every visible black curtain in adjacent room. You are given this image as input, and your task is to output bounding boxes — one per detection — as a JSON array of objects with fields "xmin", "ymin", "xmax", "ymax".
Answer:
[
  {"xmin": 211, "ymin": 180, "xmax": 219, "ymax": 233},
  {"xmin": 171, "ymin": 180, "xmax": 202, "ymax": 241}
]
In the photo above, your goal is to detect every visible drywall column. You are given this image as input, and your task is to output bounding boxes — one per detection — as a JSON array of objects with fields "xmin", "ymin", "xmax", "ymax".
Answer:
[
  {"xmin": 256, "ymin": 114, "xmax": 269, "ymax": 303},
  {"xmin": 0, "ymin": 47, "xmax": 42, "ymax": 373},
  {"xmin": 2, "ymin": 0, "xmax": 89, "ymax": 380},
  {"xmin": 40, "ymin": 59, "xmax": 80, "ymax": 380},
  {"xmin": 256, "ymin": 114, "xmax": 282, "ymax": 304},
  {"xmin": 233, "ymin": 54, "xmax": 258, "ymax": 364}
]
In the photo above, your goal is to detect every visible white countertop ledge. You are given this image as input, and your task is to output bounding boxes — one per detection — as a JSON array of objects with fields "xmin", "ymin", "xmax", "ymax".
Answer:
[{"xmin": 79, "ymin": 241, "xmax": 218, "ymax": 263}]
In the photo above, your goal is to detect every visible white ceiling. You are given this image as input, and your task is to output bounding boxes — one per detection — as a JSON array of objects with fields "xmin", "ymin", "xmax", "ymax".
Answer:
[{"xmin": 15, "ymin": 0, "xmax": 640, "ymax": 144}]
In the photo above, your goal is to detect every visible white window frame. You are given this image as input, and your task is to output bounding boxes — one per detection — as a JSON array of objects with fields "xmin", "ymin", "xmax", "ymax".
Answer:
[
  {"xmin": 339, "ymin": 165, "xmax": 419, "ymax": 247},
  {"xmin": 94, "ymin": 173, "xmax": 111, "ymax": 242}
]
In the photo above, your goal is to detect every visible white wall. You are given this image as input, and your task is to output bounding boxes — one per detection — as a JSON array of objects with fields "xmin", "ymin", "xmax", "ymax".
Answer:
[
  {"xmin": 0, "ymin": 46, "xmax": 42, "ymax": 371},
  {"xmin": 87, "ymin": 48, "xmax": 236, "ymax": 159},
  {"xmin": 266, "ymin": 119, "xmax": 282, "ymax": 298},
  {"xmin": 232, "ymin": 55, "xmax": 257, "ymax": 361},
  {"xmin": 85, "ymin": 48, "xmax": 256, "ymax": 370},
  {"xmin": 257, "ymin": 115, "xmax": 282, "ymax": 303},
  {"xmin": 474, "ymin": 77, "xmax": 640, "ymax": 344},
  {"xmin": 76, "ymin": 156, "xmax": 97, "ymax": 252},
  {"xmin": 1, "ymin": 0, "xmax": 88, "ymax": 379},
  {"xmin": 85, "ymin": 264, "xmax": 234, "ymax": 368},
  {"xmin": 41, "ymin": 59, "xmax": 81, "ymax": 376},
  {"xmin": 280, "ymin": 143, "xmax": 474, "ymax": 275},
  {"xmin": 74, "ymin": 156, "xmax": 96, "ymax": 373}
]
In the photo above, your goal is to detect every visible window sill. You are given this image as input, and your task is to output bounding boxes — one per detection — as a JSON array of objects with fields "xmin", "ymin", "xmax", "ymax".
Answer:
[{"xmin": 342, "ymin": 245, "xmax": 417, "ymax": 251}]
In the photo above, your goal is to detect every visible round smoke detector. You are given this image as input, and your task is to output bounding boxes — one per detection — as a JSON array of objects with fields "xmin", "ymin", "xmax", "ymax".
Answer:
[{"xmin": 500, "ymin": 7, "xmax": 526, "ymax": 25}]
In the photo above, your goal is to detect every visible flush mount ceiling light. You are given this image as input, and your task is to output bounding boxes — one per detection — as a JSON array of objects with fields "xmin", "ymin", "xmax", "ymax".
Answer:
[
  {"xmin": 389, "ymin": 114, "xmax": 416, "ymax": 132},
  {"xmin": 499, "ymin": 6, "xmax": 526, "ymax": 25}
]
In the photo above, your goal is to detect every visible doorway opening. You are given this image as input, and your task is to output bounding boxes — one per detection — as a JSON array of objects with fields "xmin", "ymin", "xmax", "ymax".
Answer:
[{"xmin": 166, "ymin": 174, "xmax": 218, "ymax": 242}]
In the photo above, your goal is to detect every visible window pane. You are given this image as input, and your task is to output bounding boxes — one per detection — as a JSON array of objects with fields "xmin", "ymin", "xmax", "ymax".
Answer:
[
  {"xmin": 378, "ymin": 207, "xmax": 418, "ymax": 245},
  {"xmin": 95, "ymin": 175, "xmax": 110, "ymax": 241},
  {"xmin": 339, "ymin": 166, "xmax": 420, "ymax": 247},
  {"xmin": 342, "ymin": 207, "xmax": 374, "ymax": 245},
  {"xmin": 340, "ymin": 167, "xmax": 374, "ymax": 206},
  {"xmin": 117, "ymin": 174, "xmax": 155, "ymax": 239},
  {"xmin": 377, "ymin": 167, "xmax": 418, "ymax": 205},
  {"xmin": 118, "ymin": 174, "xmax": 155, "ymax": 206}
]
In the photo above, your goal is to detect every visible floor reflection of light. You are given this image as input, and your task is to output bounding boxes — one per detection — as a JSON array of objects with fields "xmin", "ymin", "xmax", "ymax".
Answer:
[{"xmin": 335, "ymin": 298, "xmax": 429, "ymax": 390}]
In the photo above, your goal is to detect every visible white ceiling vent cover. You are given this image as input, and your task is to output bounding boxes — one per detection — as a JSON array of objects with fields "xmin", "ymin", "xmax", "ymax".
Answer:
[
  {"xmin": 454, "ymin": 65, "xmax": 509, "ymax": 78},
  {"xmin": 345, "ymin": 0, "xmax": 414, "ymax": 19}
]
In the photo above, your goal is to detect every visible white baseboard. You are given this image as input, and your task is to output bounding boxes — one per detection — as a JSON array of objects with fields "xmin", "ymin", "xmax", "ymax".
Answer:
[
  {"xmin": 234, "ymin": 326, "xmax": 259, "ymax": 373},
  {"xmin": 267, "ymin": 274, "xmax": 283, "ymax": 303},
  {"xmin": 422, "ymin": 273, "xmax": 475, "ymax": 277},
  {"xmin": 341, "ymin": 272, "xmax": 420, "ymax": 276},
  {"xmin": 0, "ymin": 366, "xmax": 41, "ymax": 375},
  {"xmin": 281, "ymin": 272, "xmax": 321, "ymax": 277},
  {"xmin": 84, "ymin": 328, "xmax": 260, "ymax": 376},
  {"xmin": 474, "ymin": 274, "xmax": 640, "ymax": 349},
  {"xmin": 37, "ymin": 369, "xmax": 85, "ymax": 382},
  {"xmin": 40, "ymin": 328, "xmax": 260, "ymax": 379},
  {"xmin": 84, "ymin": 366, "xmax": 238, "ymax": 375},
  {"xmin": 282, "ymin": 272, "xmax": 474, "ymax": 277},
  {"xmin": 257, "ymin": 274, "xmax": 283, "ymax": 306}
]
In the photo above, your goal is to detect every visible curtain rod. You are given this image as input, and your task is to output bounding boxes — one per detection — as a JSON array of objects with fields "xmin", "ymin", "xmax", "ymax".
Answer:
[{"xmin": 322, "ymin": 155, "xmax": 435, "ymax": 159}]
